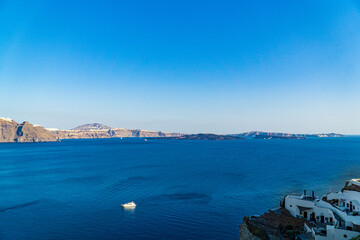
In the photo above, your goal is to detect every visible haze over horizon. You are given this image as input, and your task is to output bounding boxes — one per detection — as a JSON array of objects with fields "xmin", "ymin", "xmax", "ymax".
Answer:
[{"xmin": 1, "ymin": 1, "xmax": 360, "ymax": 134}]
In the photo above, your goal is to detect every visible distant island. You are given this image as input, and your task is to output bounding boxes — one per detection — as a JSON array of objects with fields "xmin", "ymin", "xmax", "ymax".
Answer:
[
  {"xmin": 0, "ymin": 117, "xmax": 345, "ymax": 143},
  {"xmin": 155, "ymin": 134, "xmax": 244, "ymax": 141},
  {"xmin": 229, "ymin": 131, "xmax": 344, "ymax": 139},
  {"xmin": 254, "ymin": 134, "xmax": 305, "ymax": 139}
]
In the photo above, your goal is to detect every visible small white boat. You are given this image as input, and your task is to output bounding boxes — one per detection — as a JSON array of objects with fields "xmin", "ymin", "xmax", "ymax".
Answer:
[{"xmin": 122, "ymin": 201, "xmax": 136, "ymax": 208}]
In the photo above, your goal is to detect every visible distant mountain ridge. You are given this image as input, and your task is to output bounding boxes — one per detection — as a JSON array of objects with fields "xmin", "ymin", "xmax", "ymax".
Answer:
[
  {"xmin": 50, "ymin": 123, "xmax": 182, "ymax": 139},
  {"xmin": 0, "ymin": 117, "xmax": 346, "ymax": 143},
  {"xmin": 72, "ymin": 123, "xmax": 111, "ymax": 131}
]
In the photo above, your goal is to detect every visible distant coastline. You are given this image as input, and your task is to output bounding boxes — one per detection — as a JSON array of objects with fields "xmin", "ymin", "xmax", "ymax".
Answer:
[
  {"xmin": 0, "ymin": 119, "xmax": 181, "ymax": 143},
  {"xmin": 154, "ymin": 134, "xmax": 244, "ymax": 141},
  {"xmin": 228, "ymin": 131, "xmax": 344, "ymax": 139},
  {"xmin": 0, "ymin": 117, "xmax": 345, "ymax": 143}
]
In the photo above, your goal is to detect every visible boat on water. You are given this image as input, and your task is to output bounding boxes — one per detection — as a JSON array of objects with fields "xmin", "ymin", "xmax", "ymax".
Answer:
[{"xmin": 122, "ymin": 201, "xmax": 136, "ymax": 208}]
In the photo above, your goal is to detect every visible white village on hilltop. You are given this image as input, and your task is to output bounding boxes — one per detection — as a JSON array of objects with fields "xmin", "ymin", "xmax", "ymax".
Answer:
[{"xmin": 285, "ymin": 179, "xmax": 360, "ymax": 240}]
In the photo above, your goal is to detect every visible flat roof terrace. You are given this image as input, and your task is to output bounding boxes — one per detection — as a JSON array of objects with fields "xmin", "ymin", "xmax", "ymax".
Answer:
[{"xmin": 287, "ymin": 194, "xmax": 318, "ymax": 202}]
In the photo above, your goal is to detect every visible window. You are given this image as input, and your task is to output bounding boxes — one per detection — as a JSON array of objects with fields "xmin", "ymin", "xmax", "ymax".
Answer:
[
  {"xmin": 329, "ymin": 217, "xmax": 333, "ymax": 223},
  {"xmin": 347, "ymin": 203, "xmax": 350, "ymax": 208}
]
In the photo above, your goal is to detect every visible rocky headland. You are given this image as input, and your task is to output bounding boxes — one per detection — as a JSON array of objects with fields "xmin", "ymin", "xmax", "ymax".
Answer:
[{"xmin": 0, "ymin": 118, "xmax": 58, "ymax": 143}]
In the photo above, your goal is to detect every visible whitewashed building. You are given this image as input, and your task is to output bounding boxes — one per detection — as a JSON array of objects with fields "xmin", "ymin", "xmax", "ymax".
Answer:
[{"xmin": 284, "ymin": 179, "xmax": 360, "ymax": 240}]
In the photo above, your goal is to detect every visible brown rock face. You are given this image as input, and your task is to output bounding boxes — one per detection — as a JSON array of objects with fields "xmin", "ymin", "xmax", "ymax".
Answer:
[
  {"xmin": 240, "ymin": 208, "xmax": 308, "ymax": 240},
  {"xmin": 0, "ymin": 119, "xmax": 182, "ymax": 142},
  {"xmin": 51, "ymin": 128, "xmax": 181, "ymax": 139},
  {"xmin": 0, "ymin": 118, "xmax": 18, "ymax": 142},
  {"xmin": 49, "ymin": 123, "xmax": 181, "ymax": 139},
  {"xmin": 239, "ymin": 221, "xmax": 262, "ymax": 240},
  {"xmin": 0, "ymin": 119, "xmax": 58, "ymax": 143}
]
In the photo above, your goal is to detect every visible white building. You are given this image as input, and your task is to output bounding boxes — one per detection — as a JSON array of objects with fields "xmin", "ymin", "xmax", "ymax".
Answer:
[{"xmin": 284, "ymin": 179, "xmax": 360, "ymax": 240}]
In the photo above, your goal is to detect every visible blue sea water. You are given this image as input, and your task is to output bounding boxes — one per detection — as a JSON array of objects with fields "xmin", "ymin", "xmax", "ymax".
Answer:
[{"xmin": 1, "ymin": 137, "xmax": 360, "ymax": 240}]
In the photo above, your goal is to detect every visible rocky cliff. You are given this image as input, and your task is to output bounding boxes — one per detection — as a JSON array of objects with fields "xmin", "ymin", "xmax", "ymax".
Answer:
[
  {"xmin": 0, "ymin": 118, "xmax": 345, "ymax": 143},
  {"xmin": 239, "ymin": 221, "xmax": 263, "ymax": 240},
  {"xmin": 239, "ymin": 207, "xmax": 308, "ymax": 240},
  {"xmin": 0, "ymin": 118, "xmax": 58, "ymax": 143},
  {"xmin": 0, "ymin": 119, "xmax": 181, "ymax": 143},
  {"xmin": 50, "ymin": 124, "xmax": 181, "ymax": 139}
]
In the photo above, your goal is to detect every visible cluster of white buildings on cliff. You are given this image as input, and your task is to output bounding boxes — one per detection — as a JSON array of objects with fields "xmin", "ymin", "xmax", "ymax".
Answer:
[{"xmin": 285, "ymin": 179, "xmax": 360, "ymax": 240}]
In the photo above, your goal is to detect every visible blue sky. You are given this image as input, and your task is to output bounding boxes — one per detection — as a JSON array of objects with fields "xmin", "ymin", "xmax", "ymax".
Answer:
[{"xmin": 1, "ymin": 0, "xmax": 360, "ymax": 134}]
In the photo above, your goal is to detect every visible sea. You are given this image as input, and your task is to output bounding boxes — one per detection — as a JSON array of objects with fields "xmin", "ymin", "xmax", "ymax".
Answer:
[{"xmin": 1, "ymin": 137, "xmax": 360, "ymax": 240}]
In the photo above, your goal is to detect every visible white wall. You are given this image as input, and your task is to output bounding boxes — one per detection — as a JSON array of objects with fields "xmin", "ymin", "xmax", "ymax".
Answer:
[
  {"xmin": 285, "ymin": 195, "xmax": 360, "ymax": 239},
  {"xmin": 330, "ymin": 228, "xmax": 359, "ymax": 240},
  {"xmin": 285, "ymin": 196, "xmax": 315, "ymax": 217},
  {"xmin": 285, "ymin": 196, "xmax": 335, "ymax": 224}
]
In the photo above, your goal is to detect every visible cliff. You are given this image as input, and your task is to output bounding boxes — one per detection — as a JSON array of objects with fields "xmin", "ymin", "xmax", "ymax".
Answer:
[
  {"xmin": 0, "ymin": 118, "xmax": 58, "ymax": 143},
  {"xmin": 0, "ymin": 119, "xmax": 181, "ymax": 143},
  {"xmin": 0, "ymin": 118, "xmax": 346, "ymax": 143},
  {"xmin": 239, "ymin": 221, "xmax": 263, "ymax": 240},
  {"xmin": 50, "ymin": 125, "xmax": 181, "ymax": 139},
  {"xmin": 239, "ymin": 208, "xmax": 307, "ymax": 240}
]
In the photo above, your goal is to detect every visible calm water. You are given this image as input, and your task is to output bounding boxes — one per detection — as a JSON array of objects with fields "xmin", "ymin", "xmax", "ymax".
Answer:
[{"xmin": 1, "ymin": 137, "xmax": 360, "ymax": 240}]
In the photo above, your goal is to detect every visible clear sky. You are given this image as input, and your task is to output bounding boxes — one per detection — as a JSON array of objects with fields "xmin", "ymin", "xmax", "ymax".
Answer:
[{"xmin": 1, "ymin": 0, "xmax": 360, "ymax": 134}]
